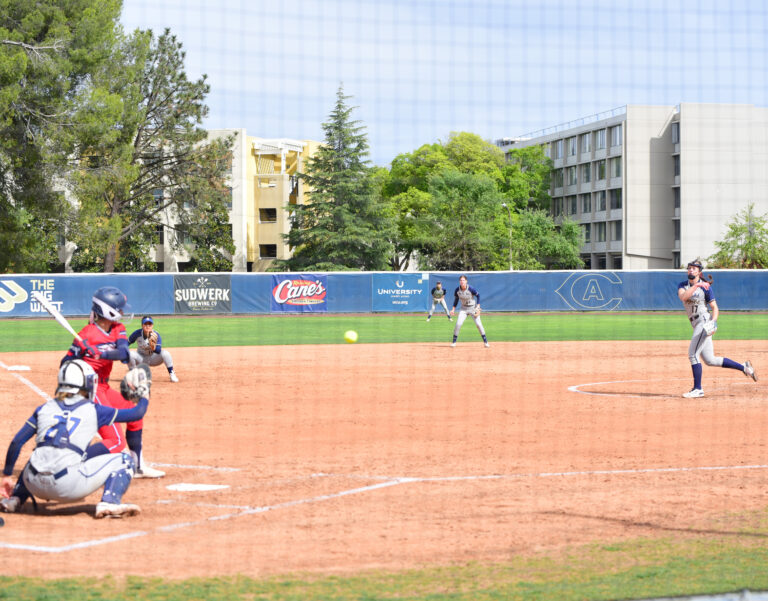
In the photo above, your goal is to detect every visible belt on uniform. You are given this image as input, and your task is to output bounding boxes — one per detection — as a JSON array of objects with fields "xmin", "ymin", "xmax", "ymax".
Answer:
[{"xmin": 28, "ymin": 464, "xmax": 69, "ymax": 480}]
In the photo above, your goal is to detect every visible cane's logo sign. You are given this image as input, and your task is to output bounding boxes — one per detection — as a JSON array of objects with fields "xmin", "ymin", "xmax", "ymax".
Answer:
[{"xmin": 272, "ymin": 278, "xmax": 327, "ymax": 305}]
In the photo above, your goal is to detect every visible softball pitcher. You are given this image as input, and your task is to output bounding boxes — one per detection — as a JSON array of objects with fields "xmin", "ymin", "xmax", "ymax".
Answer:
[
  {"xmin": 678, "ymin": 260, "xmax": 757, "ymax": 398},
  {"xmin": 128, "ymin": 316, "xmax": 179, "ymax": 383},
  {"xmin": 427, "ymin": 281, "xmax": 452, "ymax": 321},
  {"xmin": 450, "ymin": 275, "xmax": 489, "ymax": 347},
  {"xmin": 0, "ymin": 360, "xmax": 149, "ymax": 519}
]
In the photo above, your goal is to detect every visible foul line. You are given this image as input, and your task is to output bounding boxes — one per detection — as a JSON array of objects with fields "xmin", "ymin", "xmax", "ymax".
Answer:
[
  {"xmin": 0, "ymin": 360, "xmax": 49, "ymax": 400},
  {"xmin": 3, "ymin": 464, "xmax": 768, "ymax": 553}
]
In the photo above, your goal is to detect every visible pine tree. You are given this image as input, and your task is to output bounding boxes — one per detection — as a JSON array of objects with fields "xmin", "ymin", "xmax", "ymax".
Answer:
[{"xmin": 279, "ymin": 85, "xmax": 393, "ymax": 271}]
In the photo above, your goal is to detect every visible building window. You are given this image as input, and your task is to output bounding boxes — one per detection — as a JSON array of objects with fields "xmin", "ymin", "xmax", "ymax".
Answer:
[
  {"xmin": 567, "ymin": 195, "xmax": 578, "ymax": 215},
  {"xmin": 612, "ymin": 255, "xmax": 622, "ymax": 269},
  {"xmin": 597, "ymin": 255, "xmax": 607, "ymax": 269},
  {"xmin": 582, "ymin": 255, "xmax": 592, "ymax": 269},
  {"xmin": 674, "ymin": 219, "xmax": 680, "ymax": 242},
  {"xmin": 567, "ymin": 166, "xmax": 577, "ymax": 186},
  {"xmin": 175, "ymin": 224, "xmax": 192, "ymax": 245},
  {"xmin": 673, "ymin": 187, "xmax": 680, "ymax": 209},
  {"xmin": 594, "ymin": 191, "xmax": 606, "ymax": 212},
  {"xmin": 582, "ymin": 163, "xmax": 591, "ymax": 183},
  {"xmin": 259, "ymin": 244, "xmax": 277, "ymax": 259},
  {"xmin": 152, "ymin": 188, "xmax": 163, "ymax": 205},
  {"xmin": 610, "ymin": 157, "xmax": 622, "ymax": 178},
  {"xmin": 568, "ymin": 136, "xmax": 577, "ymax": 156},
  {"xmin": 553, "ymin": 197, "xmax": 563, "ymax": 216},
  {"xmin": 580, "ymin": 133, "xmax": 591, "ymax": 153},
  {"xmin": 612, "ymin": 220, "xmax": 622, "ymax": 241},
  {"xmin": 259, "ymin": 208, "xmax": 277, "ymax": 222},
  {"xmin": 610, "ymin": 189, "xmax": 622, "ymax": 210},
  {"xmin": 671, "ymin": 122, "xmax": 680, "ymax": 144},
  {"xmin": 610, "ymin": 125, "xmax": 622, "ymax": 147},
  {"xmin": 581, "ymin": 193, "xmax": 591, "ymax": 214},
  {"xmin": 673, "ymin": 251, "xmax": 680, "ymax": 268},
  {"xmin": 596, "ymin": 222, "xmax": 606, "ymax": 242},
  {"xmin": 553, "ymin": 139, "xmax": 564, "ymax": 159},
  {"xmin": 595, "ymin": 129, "xmax": 606, "ymax": 150},
  {"xmin": 226, "ymin": 186, "xmax": 232, "ymax": 210},
  {"xmin": 596, "ymin": 159, "xmax": 606, "ymax": 180},
  {"xmin": 673, "ymin": 155, "xmax": 680, "ymax": 176},
  {"xmin": 156, "ymin": 224, "xmax": 164, "ymax": 245},
  {"xmin": 582, "ymin": 223, "xmax": 591, "ymax": 243},
  {"xmin": 553, "ymin": 169, "xmax": 564, "ymax": 188}
]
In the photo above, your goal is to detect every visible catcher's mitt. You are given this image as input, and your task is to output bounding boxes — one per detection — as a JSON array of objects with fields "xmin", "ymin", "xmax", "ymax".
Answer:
[
  {"xmin": 473, "ymin": 306, "xmax": 482, "ymax": 317},
  {"xmin": 120, "ymin": 366, "xmax": 151, "ymax": 401},
  {"xmin": 147, "ymin": 331, "xmax": 158, "ymax": 352}
]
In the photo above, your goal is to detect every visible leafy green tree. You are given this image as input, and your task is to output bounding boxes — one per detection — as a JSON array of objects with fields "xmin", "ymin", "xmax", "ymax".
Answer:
[
  {"xmin": 509, "ymin": 209, "xmax": 583, "ymax": 270},
  {"xmin": 279, "ymin": 85, "xmax": 393, "ymax": 271},
  {"xmin": 708, "ymin": 203, "xmax": 768, "ymax": 268},
  {"xmin": 0, "ymin": 0, "xmax": 123, "ymax": 272},
  {"xmin": 420, "ymin": 170, "xmax": 507, "ymax": 271},
  {"xmin": 65, "ymin": 29, "xmax": 234, "ymax": 272},
  {"xmin": 501, "ymin": 145, "xmax": 553, "ymax": 211}
]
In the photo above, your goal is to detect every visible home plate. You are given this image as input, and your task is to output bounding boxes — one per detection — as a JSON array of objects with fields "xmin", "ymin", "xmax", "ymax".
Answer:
[
  {"xmin": 7, "ymin": 366, "xmax": 31, "ymax": 371},
  {"xmin": 166, "ymin": 483, "xmax": 230, "ymax": 492}
]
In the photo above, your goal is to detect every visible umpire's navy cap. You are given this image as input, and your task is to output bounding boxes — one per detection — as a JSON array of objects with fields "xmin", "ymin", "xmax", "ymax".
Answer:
[{"xmin": 141, "ymin": 315, "xmax": 154, "ymax": 324}]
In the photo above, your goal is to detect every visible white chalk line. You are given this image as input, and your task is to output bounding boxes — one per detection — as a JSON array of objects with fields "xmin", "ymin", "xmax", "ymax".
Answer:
[
  {"xmin": 0, "ymin": 359, "xmax": 50, "ymax": 400},
  {"xmin": 4, "ymin": 463, "xmax": 768, "ymax": 553}
]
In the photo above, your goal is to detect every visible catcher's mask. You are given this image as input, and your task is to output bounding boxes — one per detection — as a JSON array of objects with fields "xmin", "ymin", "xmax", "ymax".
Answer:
[{"xmin": 56, "ymin": 359, "xmax": 96, "ymax": 403}]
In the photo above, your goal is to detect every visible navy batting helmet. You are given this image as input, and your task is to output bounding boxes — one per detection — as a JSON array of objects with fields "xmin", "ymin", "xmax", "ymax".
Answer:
[{"xmin": 91, "ymin": 286, "xmax": 131, "ymax": 322}]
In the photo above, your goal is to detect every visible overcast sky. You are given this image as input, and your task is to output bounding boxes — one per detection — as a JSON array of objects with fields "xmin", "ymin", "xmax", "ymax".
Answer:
[{"xmin": 121, "ymin": 0, "xmax": 768, "ymax": 166}]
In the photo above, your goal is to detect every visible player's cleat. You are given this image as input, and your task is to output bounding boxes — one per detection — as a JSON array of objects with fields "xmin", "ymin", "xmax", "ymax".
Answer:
[
  {"xmin": 682, "ymin": 388, "xmax": 705, "ymax": 398},
  {"xmin": 484, "ymin": 341, "xmax": 490, "ymax": 348},
  {"xmin": 0, "ymin": 496, "xmax": 20, "ymax": 513},
  {"xmin": 169, "ymin": 371, "xmax": 179, "ymax": 383},
  {"xmin": 744, "ymin": 360, "xmax": 757, "ymax": 382},
  {"xmin": 94, "ymin": 501, "xmax": 141, "ymax": 519},
  {"xmin": 426, "ymin": 317, "xmax": 431, "ymax": 322},
  {"xmin": 450, "ymin": 342, "xmax": 456, "ymax": 347},
  {"xmin": 447, "ymin": 316, "xmax": 452, "ymax": 321},
  {"xmin": 134, "ymin": 464, "xmax": 166, "ymax": 479}
]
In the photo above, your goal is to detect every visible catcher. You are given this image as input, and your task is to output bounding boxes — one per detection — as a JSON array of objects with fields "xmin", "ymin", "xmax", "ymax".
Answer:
[
  {"xmin": 128, "ymin": 316, "xmax": 179, "ymax": 383},
  {"xmin": 450, "ymin": 275, "xmax": 490, "ymax": 348}
]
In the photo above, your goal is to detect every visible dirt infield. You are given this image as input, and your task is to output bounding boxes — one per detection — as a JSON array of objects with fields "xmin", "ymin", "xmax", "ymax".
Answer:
[{"xmin": 0, "ymin": 340, "xmax": 766, "ymax": 579}]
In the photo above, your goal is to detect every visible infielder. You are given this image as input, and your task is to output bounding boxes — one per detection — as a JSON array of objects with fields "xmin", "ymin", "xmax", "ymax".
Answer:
[
  {"xmin": 61, "ymin": 286, "xmax": 164, "ymax": 478},
  {"xmin": 128, "ymin": 316, "xmax": 179, "ymax": 383},
  {"xmin": 0, "ymin": 360, "xmax": 149, "ymax": 519},
  {"xmin": 427, "ymin": 281, "xmax": 452, "ymax": 321},
  {"xmin": 450, "ymin": 275, "xmax": 489, "ymax": 348},
  {"xmin": 678, "ymin": 260, "xmax": 757, "ymax": 398}
]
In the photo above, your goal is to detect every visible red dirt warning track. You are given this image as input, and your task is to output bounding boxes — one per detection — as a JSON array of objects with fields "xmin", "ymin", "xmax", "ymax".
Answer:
[{"xmin": 0, "ymin": 340, "xmax": 766, "ymax": 579}]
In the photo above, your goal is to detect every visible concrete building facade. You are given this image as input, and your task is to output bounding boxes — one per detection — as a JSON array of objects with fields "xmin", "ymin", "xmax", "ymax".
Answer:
[
  {"xmin": 152, "ymin": 129, "xmax": 319, "ymax": 272},
  {"xmin": 497, "ymin": 103, "xmax": 768, "ymax": 269}
]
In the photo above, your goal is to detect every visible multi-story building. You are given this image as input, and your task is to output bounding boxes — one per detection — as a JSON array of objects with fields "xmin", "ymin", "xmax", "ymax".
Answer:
[
  {"xmin": 496, "ymin": 103, "xmax": 768, "ymax": 269},
  {"xmin": 152, "ymin": 129, "xmax": 319, "ymax": 272}
]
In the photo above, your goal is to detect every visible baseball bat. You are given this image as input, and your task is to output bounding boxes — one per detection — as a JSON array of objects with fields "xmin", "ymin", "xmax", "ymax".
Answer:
[{"xmin": 31, "ymin": 290, "xmax": 83, "ymax": 342}]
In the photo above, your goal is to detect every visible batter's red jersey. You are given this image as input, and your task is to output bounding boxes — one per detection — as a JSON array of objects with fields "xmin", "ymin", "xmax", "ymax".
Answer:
[{"xmin": 66, "ymin": 322, "xmax": 142, "ymax": 452}]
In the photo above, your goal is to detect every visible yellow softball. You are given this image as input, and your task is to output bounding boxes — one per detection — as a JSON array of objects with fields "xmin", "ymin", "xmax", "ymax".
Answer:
[{"xmin": 344, "ymin": 330, "xmax": 358, "ymax": 344}]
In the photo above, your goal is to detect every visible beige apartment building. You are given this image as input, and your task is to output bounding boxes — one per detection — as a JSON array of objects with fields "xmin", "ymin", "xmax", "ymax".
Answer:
[
  {"xmin": 497, "ymin": 103, "xmax": 768, "ymax": 269},
  {"xmin": 152, "ymin": 129, "xmax": 319, "ymax": 272}
]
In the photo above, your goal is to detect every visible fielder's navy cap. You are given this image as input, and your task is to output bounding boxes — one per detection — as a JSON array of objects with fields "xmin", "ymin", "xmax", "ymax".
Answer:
[{"xmin": 141, "ymin": 316, "xmax": 154, "ymax": 324}]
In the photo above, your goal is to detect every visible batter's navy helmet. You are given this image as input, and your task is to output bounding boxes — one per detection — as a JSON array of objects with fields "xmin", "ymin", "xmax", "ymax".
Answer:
[{"xmin": 91, "ymin": 286, "xmax": 131, "ymax": 322}]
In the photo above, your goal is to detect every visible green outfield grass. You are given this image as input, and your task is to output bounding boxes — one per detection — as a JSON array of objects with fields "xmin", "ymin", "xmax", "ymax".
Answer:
[
  {"xmin": 1, "ymin": 311, "xmax": 767, "ymax": 599},
  {"xmin": 1, "ymin": 311, "xmax": 766, "ymax": 352}
]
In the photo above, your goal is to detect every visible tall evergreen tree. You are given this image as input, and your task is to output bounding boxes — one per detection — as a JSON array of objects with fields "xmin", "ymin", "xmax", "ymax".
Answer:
[{"xmin": 279, "ymin": 85, "xmax": 393, "ymax": 271}]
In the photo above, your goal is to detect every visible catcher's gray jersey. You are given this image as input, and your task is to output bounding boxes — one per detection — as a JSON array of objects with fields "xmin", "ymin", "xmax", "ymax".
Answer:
[{"xmin": 31, "ymin": 399, "xmax": 102, "ymax": 475}]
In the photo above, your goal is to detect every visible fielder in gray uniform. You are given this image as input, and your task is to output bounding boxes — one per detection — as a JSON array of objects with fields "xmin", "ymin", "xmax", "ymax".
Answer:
[
  {"xmin": 128, "ymin": 315, "xmax": 179, "ymax": 382},
  {"xmin": 427, "ymin": 281, "xmax": 452, "ymax": 321},
  {"xmin": 678, "ymin": 259, "xmax": 757, "ymax": 398},
  {"xmin": 450, "ymin": 275, "xmax": 489, "ymax": 348},
  {"xmin": 0, "ymin": 360, "xmax": 150, "ymax": 519}
]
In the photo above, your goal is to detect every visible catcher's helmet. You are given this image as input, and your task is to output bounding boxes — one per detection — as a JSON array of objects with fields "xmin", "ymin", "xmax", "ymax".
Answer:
[
  {"xmin": 91, "ymin": 286, "xmax": 131, "ymax": 322},
  {"xmin": 56, "ymin": 359, "xmax": 96, "ymax": 402}
]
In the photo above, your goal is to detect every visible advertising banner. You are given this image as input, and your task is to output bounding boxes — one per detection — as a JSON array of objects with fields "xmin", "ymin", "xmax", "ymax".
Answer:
[
  {"xmin": 173, "ymin": 274, "xmax": 232, "ymax": 314},
  {"xmin": 371, "ymin": 274, "xmax": 427, "ymax": 312},
  {"xmin": 270, "ymin": 274, "xmax": 328, "ymax": 312}
]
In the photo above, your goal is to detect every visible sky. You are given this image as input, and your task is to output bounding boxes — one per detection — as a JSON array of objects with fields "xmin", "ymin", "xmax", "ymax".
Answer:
[{"xmin": 121, "ymin": 0, "xmax": 768, "ymax": 166}]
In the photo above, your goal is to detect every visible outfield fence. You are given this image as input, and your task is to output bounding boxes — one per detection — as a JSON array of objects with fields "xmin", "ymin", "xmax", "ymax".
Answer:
[{"xmin": 1, "ymin": 270, "xmax": 767, "ymax": 318}]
